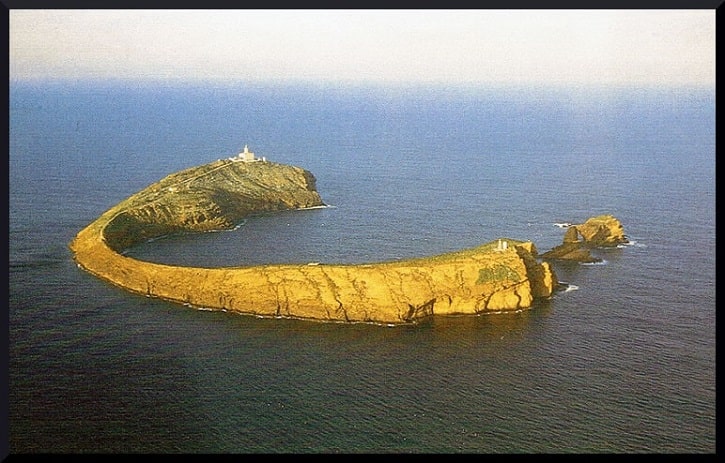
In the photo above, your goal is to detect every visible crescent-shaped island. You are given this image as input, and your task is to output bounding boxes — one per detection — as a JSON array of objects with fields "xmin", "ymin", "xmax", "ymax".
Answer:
[{"xmin": 70, "ymin": 146, "xmax": 626, "ymax": 325}]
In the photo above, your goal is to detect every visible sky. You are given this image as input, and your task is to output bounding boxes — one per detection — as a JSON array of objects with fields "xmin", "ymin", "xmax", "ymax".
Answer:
[{"xmin": 8, "ymin": 9, "xmax": 716, "ymax": 88}]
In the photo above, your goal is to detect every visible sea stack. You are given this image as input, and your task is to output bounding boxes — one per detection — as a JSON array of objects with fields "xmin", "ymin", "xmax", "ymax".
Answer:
[{"xmin": 541, "ymin": 214, "xmax": 628, "ymax": 263}]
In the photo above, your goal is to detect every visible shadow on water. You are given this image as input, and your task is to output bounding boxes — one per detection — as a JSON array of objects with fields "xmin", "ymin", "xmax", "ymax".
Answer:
[
  {"xmin": 418, "ymin": 301, "xmax": 552, "ymax": 342},
  {"xmin": 191, "ymin": 297, "xmax": 557, "ymax": 365}
]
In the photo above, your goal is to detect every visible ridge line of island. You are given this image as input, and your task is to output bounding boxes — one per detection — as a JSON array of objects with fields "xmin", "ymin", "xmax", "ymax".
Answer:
[{"xmin": 69, "ymin": 146, "xmax": 629, "ymax": 325}]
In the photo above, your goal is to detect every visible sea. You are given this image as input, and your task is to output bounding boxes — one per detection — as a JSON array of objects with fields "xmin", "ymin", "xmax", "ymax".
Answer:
[{"xmin": 8, "ymin": 79, "xmax": 716, "ymax": 453}]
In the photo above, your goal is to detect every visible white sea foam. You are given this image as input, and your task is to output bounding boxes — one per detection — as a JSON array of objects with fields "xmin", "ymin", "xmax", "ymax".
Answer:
[
  {"xmin": 146, "ymin": 234, "xmax": 171, "ymax": 242},
  {"xmin": 299, "ymin": 204, "xmax": 335, "ymax": 210},
  {"xmin": 554, "ymin": 222, "xmax": 572, "ymax": 228},
  {"xmin": 581, "ymin": 259, "xmax": 607, "ymax": 266},
  {"xmin": 563, "ymin": 284, "xmax": 579, "ymax": 293},
  {"xmin": 617, "ymin": 240, "xmax": 646, "ymax": 249}
]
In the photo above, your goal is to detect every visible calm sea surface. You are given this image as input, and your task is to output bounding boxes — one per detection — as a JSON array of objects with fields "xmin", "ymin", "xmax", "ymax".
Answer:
[{"xmin": 8, "ymin": 80, "xmax": 715, "ymax": 453}]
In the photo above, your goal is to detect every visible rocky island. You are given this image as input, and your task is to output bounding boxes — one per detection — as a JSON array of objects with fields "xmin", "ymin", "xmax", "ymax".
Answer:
[
  {"xmin": 69, "ymin": 147, "xmax": 622, "ymax": 325},
  {"xmin": 541, "ymin": 215, "xmax": 628, "ymax": 263}
]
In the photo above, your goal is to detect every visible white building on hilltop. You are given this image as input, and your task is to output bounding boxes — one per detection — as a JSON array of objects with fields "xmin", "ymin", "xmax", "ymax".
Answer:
[
  {"xmin": 232, "ymin": 145, "xmax": 266, "ymax": 163},
  {"xmin": 239, "ymin": 145, "xmax": 255, "ymax": 162}
]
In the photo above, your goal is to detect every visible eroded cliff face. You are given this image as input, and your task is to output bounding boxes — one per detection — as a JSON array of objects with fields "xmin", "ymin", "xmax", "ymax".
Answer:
[{"xmin": 70, "ymin": 158, "xmax": 558, "ymax": 324}]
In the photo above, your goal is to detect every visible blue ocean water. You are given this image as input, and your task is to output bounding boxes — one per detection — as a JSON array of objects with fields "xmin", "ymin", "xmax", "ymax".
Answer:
[{"xmin": 8, "ymin": 80, "xmax": 715, "ymax": 453}]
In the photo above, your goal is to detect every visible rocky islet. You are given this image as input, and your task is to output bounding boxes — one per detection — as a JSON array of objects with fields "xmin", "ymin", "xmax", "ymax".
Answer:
[{"xmin": 70, "ymin": 151, "xmax": 625, "ymax": 324}]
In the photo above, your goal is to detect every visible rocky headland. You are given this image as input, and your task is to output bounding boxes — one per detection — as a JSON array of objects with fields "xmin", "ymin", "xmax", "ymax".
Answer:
[{"xmin": 69, "ymin": 154, "xmax": 562, "ymax": 324}]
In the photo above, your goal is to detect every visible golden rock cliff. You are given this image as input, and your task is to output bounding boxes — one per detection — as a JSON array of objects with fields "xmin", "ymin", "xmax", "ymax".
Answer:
[
  {"xmin": 541, "ymin": 215, "xmax": 629, "ymax": 263},
  {"xmin": 575, "ymin": 214, "xmax": 628, "ymax": 247},
  {"xmin": 70, "ymin": 158, "xmax": 558, "ymax": 324}
]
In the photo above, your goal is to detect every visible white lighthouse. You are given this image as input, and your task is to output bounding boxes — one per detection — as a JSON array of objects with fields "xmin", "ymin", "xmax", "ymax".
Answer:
[{"xmin": 239, "ymin": 145, "xmax": 255, "ymax": 162}]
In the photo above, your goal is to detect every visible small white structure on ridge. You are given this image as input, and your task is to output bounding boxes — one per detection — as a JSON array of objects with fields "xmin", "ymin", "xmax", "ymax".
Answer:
[
  {"xmin": 230, "ymin": 145, "xmax": 267, "ymax": 163},
  {"xmin": 228, "ymin": 144, "xmax": 267, "ymax": 163},
  {"xmin": 239, "ymin": 145, "xmax": 255, "ymax": 162},
  {"xmin": 496, "ymin": 239, "xmax": 509, "ymax": 251}
]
